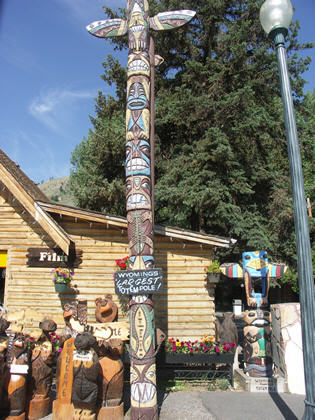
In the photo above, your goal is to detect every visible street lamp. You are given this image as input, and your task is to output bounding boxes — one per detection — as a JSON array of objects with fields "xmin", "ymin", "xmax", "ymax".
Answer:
[{"xmin": 259, "ymin": 0, "xmax": 315, "ymax": 418}]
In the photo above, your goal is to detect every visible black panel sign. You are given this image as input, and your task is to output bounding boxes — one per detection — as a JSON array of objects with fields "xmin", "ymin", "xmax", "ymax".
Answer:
[
  {"xmin": 27, "ymin": 248, "xmax": 82, "ymax": 268},
  {"xmin": 114, "ymin": 269, "xmax": 163, "ymax": 296}
]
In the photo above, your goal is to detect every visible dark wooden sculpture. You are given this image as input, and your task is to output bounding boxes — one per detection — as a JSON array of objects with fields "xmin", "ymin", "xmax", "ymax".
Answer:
[
  {"xmin": 219, "ymin": 312, "xmax": 238, "ymax": 350},
  {"xmin": 95, "ymin": 295, "xmax": 118, "ymax": 323},
  {"xmin": 94, "ymin": 296, "xmax": 124, "ymax": 420},
  {"xmin": 5, "ymin": 333, "xmax": 30, "ymax": 420},
  {"xmin": 28, "ymin": 319, "xmax": 57, "ymax": 420},
  {"xmin": 0, "ymin": 318, "xmax": 10, "ymax": 413},
  {"xmin": 72, "ymin": 333, "xmax": 99, "ymax": 420},
  {"xmin": 97, "ymin": 339, "xmax": 124, "ymax": 420},
  {"xmin": 61, "ymin": 299, "xmax": 87, "ymax": 343}
]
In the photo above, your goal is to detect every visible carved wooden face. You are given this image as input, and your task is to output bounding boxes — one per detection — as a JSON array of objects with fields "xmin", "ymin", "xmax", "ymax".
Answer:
[
  {"xmin": 127, "ymin": 0, "xmax": 149, "ymax": 51},
  {"xmin": 126, "ymin": 139, "xmax": 150, "ymax": 177},
  {"xmin": 127, "ymin": 80, "xmax": 149, "ymax": 111},
  {"xmin": 128, "ymin": 52, "xmax": 150, "ymax": 77},
  {"xmin": 126, "ymin": 176, "xmax": 151, "ymax": 211},
  {"xmin": 130, "ymin": 363, "xmax": 157, "ymax": 407},
  {"xmin": 244, "ymin": 309, "xmax": 271, "ymax": 327},
  {"xmin": 242, "ymin": 251, "xmax": 269, "ymax": 278}
]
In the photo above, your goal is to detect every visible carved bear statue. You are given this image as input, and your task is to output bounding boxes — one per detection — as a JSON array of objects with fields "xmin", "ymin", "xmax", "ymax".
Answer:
[
  {"xmin": 0, "ymin": 318, "xmax": 10, "ymax": 412},
  {"xmin": 219, "ymin": 312, "xmax": 238, "ymax": 350},
  {"xmin": 95, "ymin": 295, "xmax": 118, "ymax": 323}
]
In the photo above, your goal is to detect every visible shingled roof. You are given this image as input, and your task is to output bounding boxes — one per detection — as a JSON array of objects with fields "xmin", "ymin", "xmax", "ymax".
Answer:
[{"xmin": 0, "ymin": 149, "xmax": 50, "ymax": 203}]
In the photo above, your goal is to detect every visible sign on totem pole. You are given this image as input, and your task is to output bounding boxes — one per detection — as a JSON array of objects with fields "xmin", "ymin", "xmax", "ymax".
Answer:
[
  {"xmin": 86, "ymin": 2, "xmax": 195, "ymax": 419},
  {"xmin": 114, "ymin": 268, "xmax": 163, "ymax": 295}
]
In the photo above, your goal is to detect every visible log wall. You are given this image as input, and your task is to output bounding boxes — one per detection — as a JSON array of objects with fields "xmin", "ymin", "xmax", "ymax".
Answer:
[{"xmin": 0, "ymin": 189, "xmax": 216, "ymax": 341}]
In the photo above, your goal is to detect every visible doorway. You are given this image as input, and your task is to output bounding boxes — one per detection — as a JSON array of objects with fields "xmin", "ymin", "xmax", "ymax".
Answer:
[{"xmin": 0, "ymin": 251, "xmax": 7, "ymax": 310}]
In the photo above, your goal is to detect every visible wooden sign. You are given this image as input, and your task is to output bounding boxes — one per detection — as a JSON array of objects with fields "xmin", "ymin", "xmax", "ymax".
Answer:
[
  {"xmin": 114, "ymin": 269, "xmax": 163, "ymax": 296},
  {"xmin": 27, "ymin": 247, "xmax": 82, "ymax": 268},
  {"xmin": 90, "ymin": 321, "xmax": 130, "ymax": 341}
]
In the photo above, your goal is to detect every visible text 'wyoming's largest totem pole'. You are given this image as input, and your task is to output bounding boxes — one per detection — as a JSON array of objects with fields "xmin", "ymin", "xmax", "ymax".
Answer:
[{"xmin": 87, "ymin": 2, "xmax": 195, "ymax": 419}]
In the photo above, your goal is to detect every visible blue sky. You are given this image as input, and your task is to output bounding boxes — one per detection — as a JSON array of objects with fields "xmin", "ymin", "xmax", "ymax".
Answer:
[{"xmin": 0, "ymin": 0, "xmax": 314, "ymax": 184}]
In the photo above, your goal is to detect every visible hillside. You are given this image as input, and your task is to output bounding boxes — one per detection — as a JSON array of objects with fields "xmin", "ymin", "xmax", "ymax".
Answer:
[{"xmin": 38, "ymin": 176, "xmax": 76, "ymax": 207}]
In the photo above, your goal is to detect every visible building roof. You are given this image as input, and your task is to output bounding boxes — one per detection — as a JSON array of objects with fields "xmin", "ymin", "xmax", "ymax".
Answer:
[{"xmin": 0, "ymin": 148, "xmax": 235, "ymax": 253}]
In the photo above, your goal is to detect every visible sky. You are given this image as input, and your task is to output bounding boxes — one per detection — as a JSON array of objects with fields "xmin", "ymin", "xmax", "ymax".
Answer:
[{"xmin": 0, "ymin": 0, "xmax": 314, "ymax": 184}]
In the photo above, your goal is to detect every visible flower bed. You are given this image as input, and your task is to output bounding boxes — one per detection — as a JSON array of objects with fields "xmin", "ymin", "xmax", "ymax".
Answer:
[{"xmin": 165, "ymin": 336, "xmax": 236, "ymax": 355}]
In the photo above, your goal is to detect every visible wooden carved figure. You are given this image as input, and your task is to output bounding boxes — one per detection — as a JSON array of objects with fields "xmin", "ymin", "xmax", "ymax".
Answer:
[
  {"xmin": 5, "ymin": 333, "xmax": 30, "ymax": 420},
  {"xmin": 95, "ymin": 295, "xmax": 118, "ymax": 323},
  {"xmin": 86, "ymin": 3, "xmax": 196, "ymax": 419},
  {"xmin": 220, "ymin": 251, "xmax": 287, "ymax": 377},
  {"xmin": 0, "ymin": 318, "xmax": 10, "ymax": 412},
  {"xmin": 61, "ymin": 299, "xmax": 87, "ymax": 343},
  {"xmin": 28, "ymin": 319, "xmax": 57, "ymax": 420},
  {"xmin": 72, "ymin": 333, "xmax": 99, "ymax": 420},
  {"xmin": 219, "ymin": 312, "xmax": 238, "ymax": 350},
  {"xmin": 243, "ymin": 309, "xmax": 273, "ymax": 377},
  {"xmin": 97, "ymin": 338, "xmax": 124, "ymax": 420}
]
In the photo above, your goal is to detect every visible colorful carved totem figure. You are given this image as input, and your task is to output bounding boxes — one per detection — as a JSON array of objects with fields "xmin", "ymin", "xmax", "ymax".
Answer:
[
  {"xmin": 220, "ymin": 251, "xmax": 287, "ymax": 377},
  {"xmin": 87, "ymin": 2, "xmax": 195, "ymax": 419}
]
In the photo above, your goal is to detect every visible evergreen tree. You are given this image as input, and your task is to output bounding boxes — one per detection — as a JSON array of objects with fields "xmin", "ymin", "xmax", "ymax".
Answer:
[{"xmin": 70, "ymin": 0, "xmax": 313, "ymax": 272}]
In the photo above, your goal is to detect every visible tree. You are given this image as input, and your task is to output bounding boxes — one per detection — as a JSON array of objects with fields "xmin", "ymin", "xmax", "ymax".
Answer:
[{"xmin": 70, "ymin": 0, "xmax": 313, "ymax": 273}]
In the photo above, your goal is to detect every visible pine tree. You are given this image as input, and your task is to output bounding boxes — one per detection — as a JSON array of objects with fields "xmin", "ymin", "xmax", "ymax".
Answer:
[{"xmin": 70, "ymin": 0, "xmax": 313, "ymax": 270}]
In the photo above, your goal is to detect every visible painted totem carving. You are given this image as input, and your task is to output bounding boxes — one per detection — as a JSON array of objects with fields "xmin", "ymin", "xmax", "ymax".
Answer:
[
  {"xmin": 87, "ymin": 2, "xmax": 195, "ymax": 418},
  {"xmin": 220, "ymin": 251, "xmax": 287, "ymax": 377},
  {"xmin": 61, "ymin": 298, "xmax": 87, "ymax": 343}
]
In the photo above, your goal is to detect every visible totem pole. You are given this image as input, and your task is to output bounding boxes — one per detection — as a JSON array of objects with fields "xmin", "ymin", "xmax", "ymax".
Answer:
[
  {"xmin": 86, "ymin": 2, "xmax": 195, "ymax": 418},
  {"xmin": 220, "ymin": 250, "xmax": 287, "ymax": 377}
]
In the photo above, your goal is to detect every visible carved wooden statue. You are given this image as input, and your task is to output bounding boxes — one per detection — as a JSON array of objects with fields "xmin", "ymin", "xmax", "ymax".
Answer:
[
  {"xmin": 97, "ymin": 339, "xmax": 124, "ymax": 420},
  {"xmin": 5, "ymin": 333, "xmax": 30, "ymax": 420},
  {"xmin": 86, "ymin": 3, "xmax": 196, "ymax": 418},
  {"xmin": 220, "ymin": 250, "xmax": 287, "ymax": 377},
  {"xmin": 0, "ymin": 318, "xmax": 10, "ymax": 413},
  {"xmin": 61, "ymin": 299, "xmax": 87, "ymax": 343},
  {"xmin": 72, "ymin": 333, "xmax": 100, "ymax": 420},
  {"xmin": 219, "ymin": 312, "xmax": 238, "ymax": 350},
  {"xmin": 243, "ymin": 309, "xmax": 273, "ymax": 377},
  {"xmin": 95, "ymin": 295, "xmax": 118, "ymax": 323},
  {"xmin": 94, "ymin": 296, "xmax": 124, "ymax": 420},
  {"xmin": 28, "ymin": 319, "xmax": 57, "ymax": 420}
]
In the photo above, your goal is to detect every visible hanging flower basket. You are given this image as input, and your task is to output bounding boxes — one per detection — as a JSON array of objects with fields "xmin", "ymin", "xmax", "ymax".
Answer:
[
  {"xmin": 52, "ymin": 267, "xmax": 73, "ymax": 293},
  {"xmin": 54, "ymin": 282, "xmax": 69, "ymax": 293},
  {"xmin": 207, "ymin": 273, "xmax": 221, "ymax": 284}
]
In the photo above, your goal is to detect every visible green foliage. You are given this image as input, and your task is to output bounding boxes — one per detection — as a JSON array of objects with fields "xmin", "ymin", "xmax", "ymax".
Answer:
[{"xmin": 70, "ymin": 0, "xmax": 314, "ymax": 294}]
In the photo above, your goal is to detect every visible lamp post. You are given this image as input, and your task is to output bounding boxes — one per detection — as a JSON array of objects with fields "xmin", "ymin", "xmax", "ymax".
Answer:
[{"xmin": 259, "ymin": 1, "xmax": 315, "ymax": 418}]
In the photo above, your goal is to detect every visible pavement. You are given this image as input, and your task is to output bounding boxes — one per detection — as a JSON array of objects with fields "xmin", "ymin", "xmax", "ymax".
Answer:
[{"xmin": 33, "ymin": 388, "xmax": 306, "ymax": 420}]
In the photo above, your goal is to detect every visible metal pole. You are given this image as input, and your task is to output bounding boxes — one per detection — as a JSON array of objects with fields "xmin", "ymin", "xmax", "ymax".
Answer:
[{"xmin": 274, "ymin": 33, "xmax": 315, "ymax": 420}]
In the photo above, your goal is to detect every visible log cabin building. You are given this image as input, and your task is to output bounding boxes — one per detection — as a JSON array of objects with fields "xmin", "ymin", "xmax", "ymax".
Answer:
[{"xmin": 0, "ymin": 149, "xmax": 233, "ymax": 340}]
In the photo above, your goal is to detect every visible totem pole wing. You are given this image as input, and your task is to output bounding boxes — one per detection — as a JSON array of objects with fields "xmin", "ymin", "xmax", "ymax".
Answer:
[
  {"xmin": 86, "ymin": 19, "xmax": 127, "ymax": 38},
  {"xmin": 150, "ymin": 10, "xmax": 196, "ymax": 31},
  {"xmin": 268, "ymin": 263, "xmax": 288, "ymax": 278},
  {"xmin": 220, "ymin": 263, "xmax": 243, "ymax": 279}
]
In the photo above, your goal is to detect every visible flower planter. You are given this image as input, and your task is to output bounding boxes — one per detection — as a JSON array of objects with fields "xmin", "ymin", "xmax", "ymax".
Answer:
[
  {"xmin": 54, "ymin": 282, "xmax": 69, "ymax": 293},
  {"xmin": 207, "ymin": 273, "xmax": 221, "ymax": 284},
  {"xmin": 163, "ymin": 352, "xmax": 234, "ymax": 365}
]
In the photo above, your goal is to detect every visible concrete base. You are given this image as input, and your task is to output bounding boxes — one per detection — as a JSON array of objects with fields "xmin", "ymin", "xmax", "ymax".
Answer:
[{"xmin": 234, "ymin": 368, "xmax": 288, "ymax": 393}]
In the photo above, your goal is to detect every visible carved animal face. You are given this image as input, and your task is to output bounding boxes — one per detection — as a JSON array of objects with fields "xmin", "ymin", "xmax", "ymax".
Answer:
[
  {"xmin": 32, "ymin": 340, "xmax": 53, "ymax": 361},
  {"xmin": 244, "ymin": 309, "xmax": 271, "ymax": 327},
  {"xmin": 130, "ymin": 363, "xmax": 156, "ymax": 407},
  {"xmin": 242, "ymin": 251, "xmax": 269, "ymax": 278},
  {"xmin": 95, "ymin": 295, "xmax": 118, "ymax": 323}
]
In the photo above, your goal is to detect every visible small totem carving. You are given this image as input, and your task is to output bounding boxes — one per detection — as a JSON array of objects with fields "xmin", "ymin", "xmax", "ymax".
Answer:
[
  {"xmin": 220, "ymin": 250, "xmax": 287, "ymax": 377},
  {"xmin": 61, "ymin": 299, "xmax": 87, "ymax": 343}
]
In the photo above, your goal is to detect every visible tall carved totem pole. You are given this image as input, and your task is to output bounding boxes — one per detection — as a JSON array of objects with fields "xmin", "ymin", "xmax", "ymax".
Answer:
[{"xmin": 86, "ymin": 2, "xmax": 195, "ymax": 419}]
